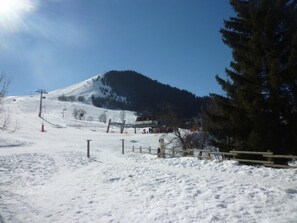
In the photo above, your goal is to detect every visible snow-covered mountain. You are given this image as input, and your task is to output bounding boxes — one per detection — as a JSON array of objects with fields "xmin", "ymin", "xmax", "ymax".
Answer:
[
  {"xmin": 47, "ymin": 70, "xmax": 210, "ymax": 118},
  {"xmin": 47, "ymin": 74, "xmax": 125, "ymax": 104}
]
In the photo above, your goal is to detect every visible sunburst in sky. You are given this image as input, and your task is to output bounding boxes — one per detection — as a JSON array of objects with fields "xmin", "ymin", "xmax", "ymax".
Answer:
[{"xmin": 0, "ymin": 0, "xmax": 38, "ymax": 33}]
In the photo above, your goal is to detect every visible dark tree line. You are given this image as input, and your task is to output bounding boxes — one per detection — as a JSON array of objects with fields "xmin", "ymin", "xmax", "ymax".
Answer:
[
  {"xmin": 92, "ymin": 70, "xmax": 210, "ymax": 120},
  {"xmin": 206, "ymin": 0, "xmax": 297, "ymax": 156}
]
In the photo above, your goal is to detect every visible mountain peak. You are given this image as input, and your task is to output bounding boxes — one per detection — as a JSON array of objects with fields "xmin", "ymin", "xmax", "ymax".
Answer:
[
  {"xmin": 48, "ymin": 74, "xmax": 114, "ymax": 103},
  {"xmin": 47, "ymin": 70, "xmax": 210, "ymax": 119}
]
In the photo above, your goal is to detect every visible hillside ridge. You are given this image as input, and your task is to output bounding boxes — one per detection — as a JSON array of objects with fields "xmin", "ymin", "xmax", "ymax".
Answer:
[{"xmin": 48, "ymin": 70, "xmax": 210, "ymax": 119}]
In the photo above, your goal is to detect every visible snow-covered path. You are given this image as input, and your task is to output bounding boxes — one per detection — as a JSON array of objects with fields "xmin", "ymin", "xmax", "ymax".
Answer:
[
  {"xmin": 1, "ymin": 96, "xmax": 297, "ymax": 223},
  {"xmin": 1, "ymin": 145, "xmax": 297, "ymax": 223}
]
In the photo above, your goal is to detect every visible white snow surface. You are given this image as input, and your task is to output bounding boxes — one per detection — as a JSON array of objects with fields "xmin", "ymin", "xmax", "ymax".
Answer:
[
  {"xmin": 1, "ymin": 93, "xmax": 297, "ymax": 222},
  {"xmin": 47, "ymin": 74, "xmax": 125, "ymax": 103}
]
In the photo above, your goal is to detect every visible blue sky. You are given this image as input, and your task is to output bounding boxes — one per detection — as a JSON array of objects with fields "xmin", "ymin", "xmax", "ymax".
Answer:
[{"xmin": 0, "ymin": 0, "xmax": 234, "ymax": 97}]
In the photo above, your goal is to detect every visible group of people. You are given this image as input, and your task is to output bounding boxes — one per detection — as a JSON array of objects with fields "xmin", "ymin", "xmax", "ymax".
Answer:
[{"xmin": 141, "ymin": 127, "xmax": 173, "ymax": 134}]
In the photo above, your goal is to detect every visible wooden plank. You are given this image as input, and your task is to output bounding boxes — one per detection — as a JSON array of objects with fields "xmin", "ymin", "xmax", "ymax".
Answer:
[
  {"xmin": 185, "ymin": 149, "xmax": 211, "ymax": 153},
  {"xmin": 166, "ymin": 150, "xmax": 184, "ymax": 154},
  {"xmin": 134, "ymin": 147, "xmax": 157, "ymax": 155},
  {"xmin": 166, "ymin": 151, "xmax": 178, "ymax": 155},
  {"xmin": 208, "ymin": 152, "xmax": 233, "ymax": 156},
  {"xmin": 263, "ymin": 155, "xmax": 297, "ymax": 159},
  {"xmin": 197, "ymin": 156, "xmax": 212, "ymax": 160},
  {"xmin": 264, "ymin": 164, "xmax": 297, "ymax": 169},
  {"xmin": 233, "ymin": 159, "xmax": 274, "ymax": 164},
  {"xmin": 193, "ymin": 149, "xmax": 212, "ymax": 153},
  {"xmin": 230, "ymin": 151, "xmax": 273, "ymax": 155},
  {"xmin": 165, "ymin": 149, "xmax": 212, "ymax": 154}
]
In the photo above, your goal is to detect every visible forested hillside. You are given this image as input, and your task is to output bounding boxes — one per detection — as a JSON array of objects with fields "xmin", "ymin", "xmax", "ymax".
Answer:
[{"xmin": 92, "ymin": 70, "xmax": 210, "ymax": 119}]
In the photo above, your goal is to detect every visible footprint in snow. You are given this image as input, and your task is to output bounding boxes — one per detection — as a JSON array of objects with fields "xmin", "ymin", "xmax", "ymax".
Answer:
[{"xmin": 285, "ymin": 188, "xmax": 297, "ymax": 194}]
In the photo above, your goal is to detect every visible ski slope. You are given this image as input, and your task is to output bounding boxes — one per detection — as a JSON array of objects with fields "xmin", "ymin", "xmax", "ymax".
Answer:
[{"xmin": 0, "ymin": 92, "xmax": 297, "ymax": 223}]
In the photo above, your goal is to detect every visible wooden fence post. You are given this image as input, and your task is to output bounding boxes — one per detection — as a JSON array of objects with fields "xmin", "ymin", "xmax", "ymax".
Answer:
[
  {"xmin": 159, "ymin": 138, "xmax": 165, "ymax": 158},
  {"xmin": 232, "ymin": 149, "xmax": 236, "ymax": 159},
  {"xmin": 121, "ymin": 120, "xmax": 126, "ymax": 134},
  {"xmin": 149, "ymin": 146, "xmax": 151, "ymax": 154},
  {"xmin": 267, "ymin": 150, "xmax": 273, "ymax": 163},
  {"xmin": 157, "ymin": 148, "xmax": 161, "ymax": 158},
  {"xmin": 106, "ymin": 119, "xmax": 111, "ymax": 133},
  {"xmin": 140, "ymin": 146, "xmax": 142, "ymax": 153},
  {"xmin": 86, "ymin": 139, "xmax": 92, "ymax": 158},
  {"xmin": 132, "ymin": 146, "xmax": 134, "ymax": 152},
  {"xmin": 121, "ymin": 139, "xmax": 125, "ymax": 154}
]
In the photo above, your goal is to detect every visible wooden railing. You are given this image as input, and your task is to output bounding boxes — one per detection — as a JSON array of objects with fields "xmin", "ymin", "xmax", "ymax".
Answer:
[
  {"xmin": 132, "ymin": 146, "xmax": 157, "ymax": 155},
  {"xmin": 132, "ymin": 146, "xmax": 233, "ymax": 160},
  {"xmin": 230, "ymin": 150, "xmax": 297, "ymax": 168},
  {"xmin": 230, "ymin": 150, "xmax": 274, "ymax": 165},
  {"xmin": 131, "ymin": 146, "xmax": 297, "ymax": 168}
]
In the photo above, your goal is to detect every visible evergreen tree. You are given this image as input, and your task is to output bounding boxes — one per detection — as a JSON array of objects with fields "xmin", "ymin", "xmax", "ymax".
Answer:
[
  {"xmin": 99, "ymin": 70, "xmax": 208, "ymax": 119},
  {"xmin": 207, "ymin": 0, "xmax": 297, "ymax": 155}
]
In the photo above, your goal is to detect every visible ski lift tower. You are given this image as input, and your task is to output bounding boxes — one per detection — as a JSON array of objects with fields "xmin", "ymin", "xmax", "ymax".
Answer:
[{"xmin": 36, "ymin": 89, "xmax": 48, "ymax": 117}]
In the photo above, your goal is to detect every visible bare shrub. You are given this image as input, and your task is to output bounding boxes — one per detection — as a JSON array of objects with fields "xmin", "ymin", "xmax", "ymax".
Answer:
[
  {"xmin": 99, "ymin": 111, "xmax": 107, "ymax": 123},
  {"xmin": 0, "ymin": 74, "xmax": 19, "ymax": 133},
  {"xmin": 73, "ymin": 108, "xmax": 86, "ymax": 120}
]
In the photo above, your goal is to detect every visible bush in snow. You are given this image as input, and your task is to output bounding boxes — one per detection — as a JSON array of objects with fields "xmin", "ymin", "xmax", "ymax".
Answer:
[
  {"xmin": 77, "ymin": 96, "xmax": 85, "ymax": 102},
  {"xmin": 99, "ymin": 112, "xmax": 107, "ymax": 123},
  {"xmin": 58, "ymin": 95, "xmax": 76, "ymax": 102},
  {"xmin": 72, "ymin": 108, "xmax": 86, "ymax": 120},
  {"xmin": 172, "ymin": 129, "xmax": 210, "ymax": 156}
]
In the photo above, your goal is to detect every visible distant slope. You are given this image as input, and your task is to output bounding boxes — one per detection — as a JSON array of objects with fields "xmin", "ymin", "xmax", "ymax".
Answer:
[
  {"xmin": 48, "ymin": 74, "xmax": 125, "ymax": 104},
  {"xmin": 47, "ymin": 70, "xmax": 210, "ymax": 119}
]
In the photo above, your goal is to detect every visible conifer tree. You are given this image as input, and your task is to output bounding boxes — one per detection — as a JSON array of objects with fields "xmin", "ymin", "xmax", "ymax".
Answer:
[{"xmin": 207, "ymin": 0, "xmax": 297, "ymax": 155}]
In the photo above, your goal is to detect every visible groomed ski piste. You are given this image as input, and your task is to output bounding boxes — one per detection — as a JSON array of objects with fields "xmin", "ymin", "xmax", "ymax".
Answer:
[{"xmin": 1, "ymin": 79, "xmax": 297, "ymax": 223}]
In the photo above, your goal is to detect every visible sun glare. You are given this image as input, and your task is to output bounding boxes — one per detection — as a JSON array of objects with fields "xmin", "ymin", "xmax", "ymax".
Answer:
[{"xmin": 0, "ymin": 0, "xmax": 37, "ymax": 33}]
